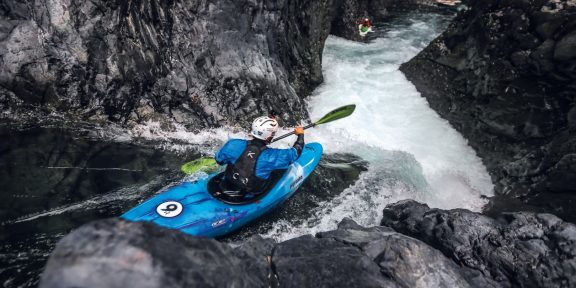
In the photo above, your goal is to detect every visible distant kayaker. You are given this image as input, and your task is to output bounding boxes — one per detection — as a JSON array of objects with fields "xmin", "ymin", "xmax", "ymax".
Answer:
[
  {"xmin": 357, "ymin": 17, "xmax": 373, "ymax": 35},
  {"xmin": 215, "ymin": 115, "xmax": 305, "ymax": 196}
]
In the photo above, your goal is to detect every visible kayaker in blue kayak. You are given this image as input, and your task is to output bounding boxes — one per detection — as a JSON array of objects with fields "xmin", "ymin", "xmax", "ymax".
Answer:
[
  {"xmin": 215, "ymin": 115, "xmax": 305, "ymax": 197},
  {"xmin": 123, "ymin": 105, "xmax": 354, "ymax": 237}
]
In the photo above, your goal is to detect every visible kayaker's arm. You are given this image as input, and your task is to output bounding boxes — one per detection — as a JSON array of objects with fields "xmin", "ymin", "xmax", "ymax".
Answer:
[
  {"xmin": 215, "ymin": 139, "xmax": 247, "ymax": 165},
  {"xmin": 293, "ymin": 127, "xmax": 305, "ymax": 157}
]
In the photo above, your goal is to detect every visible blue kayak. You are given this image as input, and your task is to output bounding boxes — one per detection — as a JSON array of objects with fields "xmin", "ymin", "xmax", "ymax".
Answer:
[{"xmin": 121, "ymin": 143, "xmax": 323, "ymax": 237}]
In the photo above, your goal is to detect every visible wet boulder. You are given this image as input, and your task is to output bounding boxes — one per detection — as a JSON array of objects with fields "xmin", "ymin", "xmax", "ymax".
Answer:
[{"xmin": 382, "ymin": 200, "xmax": 576, "ymax": 288}]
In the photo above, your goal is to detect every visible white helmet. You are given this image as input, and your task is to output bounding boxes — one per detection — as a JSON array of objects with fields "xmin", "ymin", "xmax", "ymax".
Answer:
[{"xmin": 251, "ymin": 116, "xmax": 278, "ymax": 141}]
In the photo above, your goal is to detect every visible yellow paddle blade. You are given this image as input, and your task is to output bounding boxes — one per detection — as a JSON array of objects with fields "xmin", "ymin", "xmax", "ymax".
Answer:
[{"xmin": 180, "ymin": 157, "xmax": 219, "ymax": 175}]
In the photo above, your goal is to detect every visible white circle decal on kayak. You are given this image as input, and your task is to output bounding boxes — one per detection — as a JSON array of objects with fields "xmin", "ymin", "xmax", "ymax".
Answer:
[{"xmin": 156, "ymin": 201, "xmax": 183, "ymax": 218}]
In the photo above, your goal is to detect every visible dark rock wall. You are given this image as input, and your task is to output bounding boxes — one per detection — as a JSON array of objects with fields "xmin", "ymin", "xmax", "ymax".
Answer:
[
  {"xmin": 400, "ymin": 0, "xmax": 576, "ymax": 219},
  {"xmin": 0, "ymin": 0, "xmax": 340, "ymax": 129}
]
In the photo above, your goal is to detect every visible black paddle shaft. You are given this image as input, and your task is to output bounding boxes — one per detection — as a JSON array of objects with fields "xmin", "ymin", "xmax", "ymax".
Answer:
[{"xmin": 271, "ymin": 123, "xmax": 315, "ymax": 143}]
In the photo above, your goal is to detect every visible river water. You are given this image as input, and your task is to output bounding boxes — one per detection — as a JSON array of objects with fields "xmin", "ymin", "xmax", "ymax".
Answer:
[{"xmin": 0, "ymin": 10, "xmax": 493, "ymax": 287}]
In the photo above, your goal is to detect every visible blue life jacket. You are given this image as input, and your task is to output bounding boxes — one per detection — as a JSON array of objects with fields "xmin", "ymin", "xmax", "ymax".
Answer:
[{"xmin": 215, "ymin": 139, "xmax": 299, "ymax": 180}]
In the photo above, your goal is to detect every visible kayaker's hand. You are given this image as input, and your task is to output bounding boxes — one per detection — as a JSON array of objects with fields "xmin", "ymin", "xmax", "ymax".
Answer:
[{"xmin": 294, "ymin": 126, "xmax": 304, "ymax": 135}]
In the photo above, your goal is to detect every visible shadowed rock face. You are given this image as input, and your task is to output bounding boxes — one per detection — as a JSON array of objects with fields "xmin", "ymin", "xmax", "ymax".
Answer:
[
  {"xmin": 400, "ymin": 0, "xmax": 576, "ymax": 220},
  {"xmin": 382, "ymin": 200, "xmax": 576, "ymax": 288},
  {"xmin": 0, "ymin": 0, "xmax": 340, "ymax": 128}
]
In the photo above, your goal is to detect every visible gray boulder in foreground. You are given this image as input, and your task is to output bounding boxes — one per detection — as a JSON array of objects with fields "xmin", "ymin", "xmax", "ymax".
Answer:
[
  {"xmin": 40, "ymin": 201, "xmax": 576, "ymax": 288},
  {"xmin": 382, "ymin": 200, "xmax": 576, "ymax": 288},
  {"xmin": 314, "ymin": 218, "xmax": 476, "ymax": 288},
  {"xmin": 39, "ymin": 219, "xmax": 270, "ymax": 288}
]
